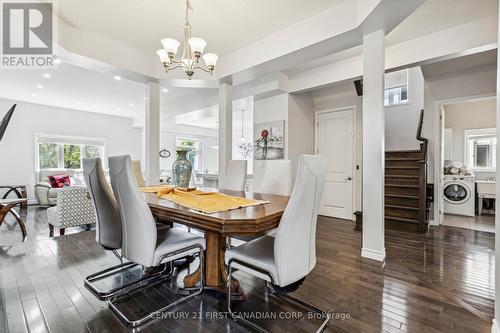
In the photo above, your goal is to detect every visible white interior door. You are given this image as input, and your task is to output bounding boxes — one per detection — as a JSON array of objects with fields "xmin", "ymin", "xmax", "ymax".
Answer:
[{"xmin": 316, "ymin": 109, "xmax": 354, "ymax": 220}]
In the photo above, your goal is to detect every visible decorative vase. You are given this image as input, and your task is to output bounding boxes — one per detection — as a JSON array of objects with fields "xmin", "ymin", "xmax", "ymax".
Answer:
[{"xmin": 172, "ymin": 149, "xmax": 192, "ymax": 188}]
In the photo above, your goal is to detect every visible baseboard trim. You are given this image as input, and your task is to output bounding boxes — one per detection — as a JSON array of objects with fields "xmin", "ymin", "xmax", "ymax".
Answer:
[
  {"xmin": 492, "ymin": 319, "xmax": 500, "ymax": 333},
  {"xmin": 361, "ymin": 247, "xmax": 386, "ymax": 262}
]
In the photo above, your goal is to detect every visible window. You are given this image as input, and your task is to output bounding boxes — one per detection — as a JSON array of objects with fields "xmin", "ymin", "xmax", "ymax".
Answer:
[
  {"xmin": 384, "ymin": 69, "xmax": 408, "ymax": 106},
  {"xmin": 36, "ymin": 134, "xmax": 106, "ymax": 170},
  {"xmin": 465, "ymin": 129, "xmax": 496, "ymax": 171},
  {"xmin": 176, "ymin": 137, "xmax": 201, "ymax": 171}
]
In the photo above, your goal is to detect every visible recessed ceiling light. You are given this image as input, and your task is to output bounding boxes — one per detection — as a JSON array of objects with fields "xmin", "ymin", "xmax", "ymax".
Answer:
[
  {"xmin": 32, "ymin": 93, "xmax": 38, "ymax": 97},
  {"xmin": 162, "ymin": 88, "xmax": 169, "ymax": 93},
  {"xmin": 36, "ymin": 84, "xmax": 43, "ymax": 89},
  {"xmin": 42, "ymin": 73, "xmax": 51, "ymax": 79},
  {"xmin": 116, "ymin": 108, "xmax": 121, "ymax": 111},
  {"xmin": 77, "ymin": 101, "xmax": 83, "ymax": 105},
  {"xmin": 129, "ymin": 103, "xmax": 134, "ymax": 107},
  {"xmin": 114, "ymin": 75, "xmax": 122, "ymax": 81}
]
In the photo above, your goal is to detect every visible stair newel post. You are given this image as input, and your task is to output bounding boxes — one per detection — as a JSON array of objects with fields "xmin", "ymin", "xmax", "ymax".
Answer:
[{"xmin": 418, "ymin": 160, "xmax": 427, "ymax": 232}]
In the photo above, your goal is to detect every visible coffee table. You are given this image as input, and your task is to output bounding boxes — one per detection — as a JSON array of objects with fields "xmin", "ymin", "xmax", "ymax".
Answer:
[
  {"xmin": 0, "ymin": 185, "xmax": 28, "ymax": 209},
  {"xmin": 0, "ymin": 198, "xmax": 28, "ymax": 240}
]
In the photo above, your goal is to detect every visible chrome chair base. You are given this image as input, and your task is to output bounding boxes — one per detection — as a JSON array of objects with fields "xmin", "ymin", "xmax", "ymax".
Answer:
[
  {"xmin": 108, "ymin": 244, "xmax": 205, "ymax": 328},
  {"xmin": 227, "ymin": 260, "xmax": 329, "ymax": 333},
  {"xmin": 85, "ymin": 259, "xmax": 171, "ymax": 301}
]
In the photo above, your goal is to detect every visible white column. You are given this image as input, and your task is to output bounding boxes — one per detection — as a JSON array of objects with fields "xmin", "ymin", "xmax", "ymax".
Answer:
[
  {"xmin": 218, "ymin": 83, "xmax": 233, "ymax": 188},
  {"xmin": 492, "ymin": 5, "xmax": 500, "ymax": 333},
  {"xmin": 145, "ymin": 81, "xmax": 160, "ymax": 186},
  {"xmin": 361, "ymin": 29, "xmax": 386, "ymax": 262}
]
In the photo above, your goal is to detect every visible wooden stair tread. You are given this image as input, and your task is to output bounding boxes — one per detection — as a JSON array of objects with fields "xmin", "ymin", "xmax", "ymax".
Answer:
[
  {"xmin": 385, "ymin": 157, "xmax": 422, "ymax": 161},
  {"xmin": 385, "ymin": 194, "xmax": 432, "ymax": 200},
  {"xmin": 385, "ymin": 216, "xmax": 419, "ymax": 224},
  {"xmin": 385, "ymin": 175, "xmax": 419, "ymax": 178},
  {"xmin": 386, "ymin": 194, "xmax": 419, "ymax": 199},
  {"xmin": 386, "ymin": 149, "xmax": 423, "ymax": 154},
  {"xmin": 386, "ymin": 204, "xmax": 419, "ymax": 211},
  {"xmin": 385, "ymin": 184, "xmax": 419, "ymax": 188},
  {"xmin": 386, "ymin": 166, "xmax": 419, "ymax": 169}
]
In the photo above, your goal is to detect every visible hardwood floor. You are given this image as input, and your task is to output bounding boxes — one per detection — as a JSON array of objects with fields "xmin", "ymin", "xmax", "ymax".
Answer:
[{"xmin": 0, "ymin": 208, "xmax": 494, "ymax": 332}]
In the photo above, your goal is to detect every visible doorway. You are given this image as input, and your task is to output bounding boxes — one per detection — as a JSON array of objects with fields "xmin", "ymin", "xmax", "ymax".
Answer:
[
  {"xmin": 315, "ymin": 107, "xmax": 356, "ymax": 220},
  {"xmin": 437, "ymin": 96, "xmax": 496, "ymax": 232}
]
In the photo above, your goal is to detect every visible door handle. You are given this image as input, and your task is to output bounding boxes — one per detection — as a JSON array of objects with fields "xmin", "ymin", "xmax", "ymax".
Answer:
[{"xmin": 345, "ymin": 177, "xmax": 352, "ymax": 181}]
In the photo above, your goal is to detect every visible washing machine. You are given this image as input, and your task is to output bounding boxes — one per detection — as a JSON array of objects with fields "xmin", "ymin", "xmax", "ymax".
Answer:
[{"xmin": 443, "ymin": 175, "xmax": 475, "ymax": 217}]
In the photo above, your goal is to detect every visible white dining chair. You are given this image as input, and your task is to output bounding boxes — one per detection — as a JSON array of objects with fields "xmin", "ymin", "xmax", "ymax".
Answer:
[
  {"xmin": 258, "ymin": 160, "xmax": 293, "ymax": 196},
  {"xmin": 225, "ymin": 154, "xmax": 329, "ymax": 332},
  {"xmin": 222, "ymin": 160, "xmax": 247, "ymax": 191},
  {"xmin": 131, "ymin": 160, "xmax": 145, "ymax": 187}
]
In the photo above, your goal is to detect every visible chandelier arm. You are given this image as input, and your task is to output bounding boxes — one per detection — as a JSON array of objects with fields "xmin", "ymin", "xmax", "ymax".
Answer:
[
  {"xmin": 192, "ymin": 65, "xmax": 211, "ymax": 73},
  {"xmin": 166, "ymin": 63, "xmax": 188, "ymax": 71}
]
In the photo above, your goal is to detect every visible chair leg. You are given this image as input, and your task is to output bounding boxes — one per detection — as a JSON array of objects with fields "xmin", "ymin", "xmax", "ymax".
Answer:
[
  {"xmin": 267, "ymin": 285, "xmax": 329, "ymax": 333},
  {"xmin": 59, "ymin": 228, "xmax": 65, "ymax": 236},
  {"xmin": 49, "ymin": 224, "xmax": 54, "ymax": 237},
  {"xmin": 108, "ymin": 245, "xmax": 205, "ymax": 327},
  {"xmin": 85, "ymin": 259, "xmax": 171, "ymax": 300},
  {"xmin": 227, "ymin": 261, "xmax": 329, "ymax": 333},
  {"xmin": 227, "ymin": 263, "xmax": 270, "ymax": 333}
]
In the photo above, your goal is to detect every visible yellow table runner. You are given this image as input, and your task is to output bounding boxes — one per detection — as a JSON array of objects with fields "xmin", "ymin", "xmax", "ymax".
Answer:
[{"xmin": 140, "ymin": 186, "xmax": 269, "ymax": 214}]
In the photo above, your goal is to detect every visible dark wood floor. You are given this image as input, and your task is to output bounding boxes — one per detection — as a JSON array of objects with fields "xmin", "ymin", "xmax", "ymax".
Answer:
[{"xmin": 0, "ymin": 207, "xmax": 494, "ymax": 332}]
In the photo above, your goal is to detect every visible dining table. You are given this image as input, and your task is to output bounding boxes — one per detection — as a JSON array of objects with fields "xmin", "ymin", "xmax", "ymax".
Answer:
[{"xmin": 144, "ymin": 189, "xmax": 289, "ymax": 298}]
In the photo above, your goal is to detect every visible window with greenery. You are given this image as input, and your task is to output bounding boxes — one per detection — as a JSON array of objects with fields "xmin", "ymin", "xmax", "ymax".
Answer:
[
  {"xmin": 38, "ymin": 143, "xmax": 59, "ymax": 169},
  {"xmin": 384, "ymin": 69, "xmax": 409, "ymax": 106},
  {"xmin": 465, "ymin": 129, "xmax": 497, "ymax": 171},
  {"xmin": 176, "ymin": 137, "xmax": 201, "ymax": 171},
  {"xmin": 36, "ymin": 134, "xmax": 106, "ymax": 170}
]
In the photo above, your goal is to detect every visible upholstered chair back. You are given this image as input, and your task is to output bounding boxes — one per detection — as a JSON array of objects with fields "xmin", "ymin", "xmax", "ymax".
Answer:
[
  {"xmin": 83, "ymin": 158, "xmax": 122, "ymax": 250},
  {"xmin": 223, "ymin": 160, "xmax": 247, "ymax": 191},
  {"xmin": 274, "ymin": 155, "xmax": 326, "ymax": 286},
  {"xmin": 259, "ymin": 160, "xmax": 293, "ymax": 196},
  {"xmin": 109, "ymin": 155, "xmax": 157, "ymax": 267}
]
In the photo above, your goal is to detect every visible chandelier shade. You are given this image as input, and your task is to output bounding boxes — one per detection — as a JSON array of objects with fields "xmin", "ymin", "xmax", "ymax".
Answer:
[{"xmin": 157, "ymin": 0, "xmax": 218, "ymax": 79}]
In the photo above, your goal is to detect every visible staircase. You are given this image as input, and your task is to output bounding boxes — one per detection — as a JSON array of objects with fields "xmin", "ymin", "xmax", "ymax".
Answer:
[{"xmin": 385, "ymin": 110, "xmax": 430, "ymax": 232}]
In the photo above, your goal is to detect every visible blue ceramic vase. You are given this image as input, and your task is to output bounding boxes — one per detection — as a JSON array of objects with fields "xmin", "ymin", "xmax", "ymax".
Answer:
[{"xmin": 172, "ymin": 149, "xmax": 192, "ymax": 188}]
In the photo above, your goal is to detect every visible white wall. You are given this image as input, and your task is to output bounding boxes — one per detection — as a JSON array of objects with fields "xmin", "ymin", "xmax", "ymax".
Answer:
[
  {"xmin": 424, "ymin": 65, "xmax": 497, "ymax": 182},
  {"xmin": 444, "ymin": 98, "xmax": 496, "ymax": 165},
  {"xmin": 288, "ymin": 93, "xmax": 315, "ymax": 179},
  {"xmin": 423, "ymin": 66, "xmax": 496, "ymax": 223},
  {"xmin": 385, "ymin": 67, "xmax": 425, "ymax": 151},
  {"xmin": 159, "ymin": 127, "xmax": 218, "ymax": 174},
  {"xmin": 0, "ymin": 99, "xmax": 142, "ymax": 200},
  {"xmin": 253, "ymin": 94, "xmax": 289, "ymax": 190},
  {"xmin": 311, "ymin": 82, "xmax": 363, "ymax": 211}
]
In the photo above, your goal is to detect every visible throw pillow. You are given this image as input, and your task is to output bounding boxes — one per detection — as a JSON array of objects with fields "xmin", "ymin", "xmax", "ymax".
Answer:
[{"xmin": 48, "ymin": 175, "xmax": 71, "ymax": 188}]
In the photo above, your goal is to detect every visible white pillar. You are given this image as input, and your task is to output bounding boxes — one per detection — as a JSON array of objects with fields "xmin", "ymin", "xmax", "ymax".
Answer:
[
  {"xmin": 492, "ymin": 5, "xmax": 500, "ymax": 333},
  {"xmin": 145, "ymin": 81, "xmax": 160, "ymax": 186},
  {"xmin": 218, "ymin": 83, "xmax": 233, "ymax": 188},
  {"xmin": 361, "ymin": 29, "xmax": 386, "ymax": 262}
]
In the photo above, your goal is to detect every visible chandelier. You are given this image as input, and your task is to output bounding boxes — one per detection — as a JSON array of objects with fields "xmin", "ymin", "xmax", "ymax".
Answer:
[{"xmin": 156, "ymin": 0, "xmax": 218, "ymax": 79}]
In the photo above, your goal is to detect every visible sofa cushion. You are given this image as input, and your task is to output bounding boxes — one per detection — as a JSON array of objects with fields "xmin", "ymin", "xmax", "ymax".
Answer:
[
  {"xmin": 48, "ymin": 187, "xmax": 65, "ymax": 198},
  {"xmin": 48, "ymin": 175, "xmax": 71, "ymax": 188}
]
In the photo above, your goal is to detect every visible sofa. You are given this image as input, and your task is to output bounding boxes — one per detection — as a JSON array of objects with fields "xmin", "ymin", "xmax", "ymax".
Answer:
[
  {"xmin": 47, "ymin": 187, "xmax": 96, "ymax": 236},
  {"xmin": 34, "ymin": 169, "xmax": 84, "ymax": 205}
]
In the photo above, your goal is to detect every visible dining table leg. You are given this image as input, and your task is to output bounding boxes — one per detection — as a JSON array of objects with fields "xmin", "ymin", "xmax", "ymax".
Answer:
[{"xmin": 183, "ymin": 231, "xmax": 244, "ymax": 299}]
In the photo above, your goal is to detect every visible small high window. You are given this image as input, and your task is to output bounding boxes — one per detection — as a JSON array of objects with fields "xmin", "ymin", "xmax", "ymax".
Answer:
[
  {"xmin": 384, "ymin": 69, "xmax": 408, "ymax": 106},
  {"xmin": 465, "ymin": 128, "xmax": 497, "ymax": 171}
]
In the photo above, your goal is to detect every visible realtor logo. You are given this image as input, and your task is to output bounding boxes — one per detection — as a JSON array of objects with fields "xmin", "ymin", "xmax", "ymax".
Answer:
[{"xmin": 1, "ymin": 1, "xmax": 57, "ymax": 68}]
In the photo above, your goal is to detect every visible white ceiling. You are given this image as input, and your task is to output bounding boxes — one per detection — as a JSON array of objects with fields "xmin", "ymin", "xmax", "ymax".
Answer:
[
  {"xmin": 386, "ymin": 0, "xmax": 498, "ymax": 45},
  {"xmin": 0, "ymin": 63, "xmax": 147, "ymax": 119},
  {"xmin": 57, "ymin": 0, "xmax": 345, "ymax": 58},
  {"xmin": 0, "ymin": 63, "xmax": 222, "ymax": 126}
]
